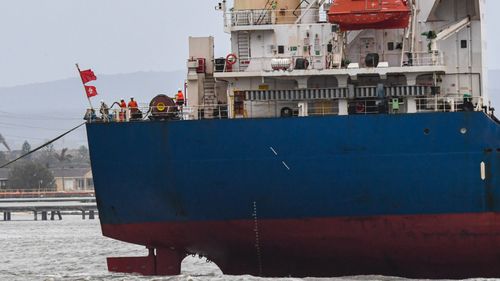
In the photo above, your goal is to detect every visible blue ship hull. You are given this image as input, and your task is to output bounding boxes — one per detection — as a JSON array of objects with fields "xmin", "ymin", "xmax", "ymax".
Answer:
[{"xmin": 86, "ymin": 112, "xmax": 500, "ymax": 278}]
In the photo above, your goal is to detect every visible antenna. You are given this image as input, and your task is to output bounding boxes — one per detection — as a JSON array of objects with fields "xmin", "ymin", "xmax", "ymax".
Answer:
[{"xmin": 215, "ymin": 1, "xmax": 226, "ymax": 11}]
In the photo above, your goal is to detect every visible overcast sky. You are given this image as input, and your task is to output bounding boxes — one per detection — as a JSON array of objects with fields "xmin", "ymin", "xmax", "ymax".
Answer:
[
  {"xmin": 0, "ymin": 0, "xmax": 231, "ymax": 87},
  {"xmin": 0, "ymin": 0, "xmax": 499, "ymax": 87}
]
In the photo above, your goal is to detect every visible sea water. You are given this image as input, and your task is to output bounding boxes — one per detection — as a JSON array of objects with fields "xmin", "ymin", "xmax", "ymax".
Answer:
[{"xmin": 0, "ymin": 214, "xmax": 489, "ymax": 281}]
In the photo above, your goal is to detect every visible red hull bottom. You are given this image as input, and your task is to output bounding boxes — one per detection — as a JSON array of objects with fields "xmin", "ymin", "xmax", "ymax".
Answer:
[{"xmin": 103, "ymin": 213, "xmax": 500, "ymax": 278}]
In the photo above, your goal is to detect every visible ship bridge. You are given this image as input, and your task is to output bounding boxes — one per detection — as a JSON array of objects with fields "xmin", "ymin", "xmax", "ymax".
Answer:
[
  {"xmin": 184, "ymin": 0, "xmax": 488, "ymax": 120},
  {"xmin": 83, "ymin": 0, "xmax": 492, "ymax": 122}
]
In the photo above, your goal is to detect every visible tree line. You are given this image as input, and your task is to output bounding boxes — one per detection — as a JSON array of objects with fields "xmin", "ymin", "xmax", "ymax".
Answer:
[{"xmin": 0, "ymin": 141, "xmax": 91, "ymax": 191}]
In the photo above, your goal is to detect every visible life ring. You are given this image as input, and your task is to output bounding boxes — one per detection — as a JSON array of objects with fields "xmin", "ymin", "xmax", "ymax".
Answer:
[
  {"xmin": 355, "ymin": 102, "xmax": 365, "ymax": 113},
  {"xmin": 157, "ymin": 102, "xmax": 166, "ymax": 112},
  {"xmin": 226, "ymin": 53, "xmax": 238, "ymax": 65}
]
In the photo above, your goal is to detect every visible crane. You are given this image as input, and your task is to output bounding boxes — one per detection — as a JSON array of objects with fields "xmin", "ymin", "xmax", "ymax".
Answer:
[{"xmin": 0, "ymin": 133, "xmax": 11, "ymax": 151}]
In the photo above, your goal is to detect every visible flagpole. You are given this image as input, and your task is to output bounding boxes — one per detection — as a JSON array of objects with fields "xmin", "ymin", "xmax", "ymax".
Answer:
[{"xmin": 76, "ymin": 63, "xmax": 94, "ymax": 110}]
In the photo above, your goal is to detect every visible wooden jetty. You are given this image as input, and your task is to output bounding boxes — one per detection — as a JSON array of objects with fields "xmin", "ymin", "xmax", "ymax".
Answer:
[{"xmin": 0, "ymin": 196, "xmax": 97, "ymax": 221}]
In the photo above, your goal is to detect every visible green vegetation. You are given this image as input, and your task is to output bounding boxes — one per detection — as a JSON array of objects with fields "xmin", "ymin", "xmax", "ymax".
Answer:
[
  {"xmin": 0, "ymin": 151, "xmax": 7, "ymax": 166},
  {"xmin": 8, "ymin": 161, "xmax": 55, "ymax": 191},
  {"xmin": 21, "ymin": 141, "xmax": 31, "ymax": 157},
  {"xmin": 1, "ymin": 141, "xmax": 92, "ymax": 190}
]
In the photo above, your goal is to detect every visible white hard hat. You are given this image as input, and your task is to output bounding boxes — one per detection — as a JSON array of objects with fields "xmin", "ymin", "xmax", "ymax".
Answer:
[
  {"xmin": 100, "ymin": 100, "xmax": 104, "ymax": 103},
  {"xmin": 130, "ymin": 96, "xmax": 134, "ymax": 99},
  {"xmin": 178, "ymin": 89, "xmax": 182, "ymax": 92}
]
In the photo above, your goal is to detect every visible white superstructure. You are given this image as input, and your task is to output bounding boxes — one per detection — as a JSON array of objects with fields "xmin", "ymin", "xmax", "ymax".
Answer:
[{"xmin": 186, "ymin": 0, "xmax": 490, "ymax": 119}]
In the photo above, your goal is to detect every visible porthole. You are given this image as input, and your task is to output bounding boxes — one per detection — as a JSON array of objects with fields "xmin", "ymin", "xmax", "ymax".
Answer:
[
  {"xmin": 424, "ymin": 128, "xmax": 430, "ymax": 135},
  {"xmin": 460, "ymin": 128, "xmax": 468, "ymax": 134}
]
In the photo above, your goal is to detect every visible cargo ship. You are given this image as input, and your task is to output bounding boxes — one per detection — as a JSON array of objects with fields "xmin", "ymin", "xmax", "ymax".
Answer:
[{"xmin": 86, "ymin": 0, "xmax": 500, "ymax": 278}]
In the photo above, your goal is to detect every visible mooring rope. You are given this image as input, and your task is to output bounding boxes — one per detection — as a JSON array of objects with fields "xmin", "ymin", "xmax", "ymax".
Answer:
[{"xmin": 0, "ymin": 122, "xmax": 86, "ymax": 169}]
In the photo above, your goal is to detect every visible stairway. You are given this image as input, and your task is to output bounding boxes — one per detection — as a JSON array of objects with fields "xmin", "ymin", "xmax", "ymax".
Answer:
[
  {"xmin": 255, "ymin": 0, "xmax": 273, "ymax": 25},
  {"xmin": 293, "ymin": 0, "xmax": 310, "ymax": 17},
  {"xmin": 237, "ymin": 31, "xmax": 251, "ymax": 72},
  {"xmin": 347, "ymin": 30, "xmax": 362, "ymax": 45},
  {"xmin": 295, "ymin": 0, "xmax": 325, "ymax": 24},
  {"xmin": 203, "ymin": 74, "xmax": 217, "ymax": 105},
  {"xmin": 202, "ymin": 74, "xmax": 218, "ymax": 119}
]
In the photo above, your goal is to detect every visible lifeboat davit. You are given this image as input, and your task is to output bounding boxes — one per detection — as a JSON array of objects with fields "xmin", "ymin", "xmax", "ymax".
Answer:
[{"xmin": 328, "ymin": 0, "xmax": 411, "ymax": 31}]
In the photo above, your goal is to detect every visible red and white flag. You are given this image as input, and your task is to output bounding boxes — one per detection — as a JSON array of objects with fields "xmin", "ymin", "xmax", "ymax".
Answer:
[
  {"xmin": 80, "ymin": 69, "xmax": 97, "ymax": 84},
  {"xmin": 85, "ymin": 85, "xmax": 98, "ymax": 98}
]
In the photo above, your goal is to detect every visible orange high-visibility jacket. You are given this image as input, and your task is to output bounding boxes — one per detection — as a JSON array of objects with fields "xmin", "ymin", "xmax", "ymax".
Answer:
[
  {"xmin": 128, "ymin": 100, "xmax": 138, "ymax": 108},
  {"xmin": 176, "ymin": 91, "xmax": 185, "ymax": 101}
]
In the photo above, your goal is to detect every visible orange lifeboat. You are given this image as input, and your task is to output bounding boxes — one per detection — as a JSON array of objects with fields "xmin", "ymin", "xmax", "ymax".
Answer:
[{"xmin": 328, "ymin": 0, "xmax": 411, "ymax": 31}]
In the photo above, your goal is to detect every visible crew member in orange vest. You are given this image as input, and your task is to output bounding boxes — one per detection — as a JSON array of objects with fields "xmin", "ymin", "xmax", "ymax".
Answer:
[
  {"xmin": 128, "ymin": 97, "xmax": 140, "ymax": 120},
  {"xmin": 128, "ymin": 97, "xmax": 138, "ymax": 112},
  {"xmin": 119, "ymin": 98, "xmax": 127, "ymax": 109},
  {"xmin": 119, "ymin": 98, "xmax": 127, "ymax": 121},
  {"xmin": 175, "ymin": 89, "xmax": 185, "ymax": 106}
]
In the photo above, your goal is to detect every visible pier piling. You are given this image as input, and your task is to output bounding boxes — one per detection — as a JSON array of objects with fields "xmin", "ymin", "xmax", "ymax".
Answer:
[
  {"xmin": 49, "ymin": 211, "xmax": 62, "ymax": 220},
  {"xmin": 3, "ymin": 212, "xmax": 11, "ymax": 221},
  {"xmin": 0, "ymin": 195, "xmax": 96, "ymax": 222}
]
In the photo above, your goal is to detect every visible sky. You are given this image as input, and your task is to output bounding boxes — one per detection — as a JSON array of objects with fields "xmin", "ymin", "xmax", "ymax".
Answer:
[
  {"xmin": 0, "ymin": 0, "xmax": 499, "ymax": 87},
  {"xmin": 0, "ymin": 0, "xmax": 232, "ymax": 87}
]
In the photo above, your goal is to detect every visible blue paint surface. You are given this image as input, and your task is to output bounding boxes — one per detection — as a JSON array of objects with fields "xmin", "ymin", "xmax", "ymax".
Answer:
[{"xmin": 86, "ymin": 112, "xmax": 500, "ymax": 225}]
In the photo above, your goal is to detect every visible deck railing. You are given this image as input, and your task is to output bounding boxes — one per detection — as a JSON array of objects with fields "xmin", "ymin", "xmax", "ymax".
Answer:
[
  {"xmin": 85, "ymin": 104, "xmax": 230, "ymax": 123},
  {"xmin": 403, "ymin": 52, "xmax": 445, "ymax": 67},
  {"xmin": 224, "ymin": 8, "xmax": 326, "ymax": 28},
  {"xmin": 216, "ymin": 52, "xmax": 445, "ymax": 73},
  {"xmin": 415, "ymin": 95, "xmax": 484, "ymax": 113},
  {"xmin": 84, "ymin": 95, "xmax": 486, "ymax": 123}
]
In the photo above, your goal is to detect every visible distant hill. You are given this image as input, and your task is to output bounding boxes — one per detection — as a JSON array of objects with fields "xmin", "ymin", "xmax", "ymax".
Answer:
[
  {"xmin": 0, "ymin": 70, "xmax": 184, "ymax": 149},
  {"xmin": 0, "ymin": 70, "xmax": 185, "ymax": 112}
]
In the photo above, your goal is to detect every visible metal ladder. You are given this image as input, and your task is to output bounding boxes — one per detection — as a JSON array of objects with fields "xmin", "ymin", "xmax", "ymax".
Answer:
[
  {"xmin": 237, "ymin": 31, "xmax": 251, "ymax": 71},
  {"xmin": 293, "ymin": 0, "xmax": 329, "ymax": 24},
  {"xmin": 202, "ymin": 73, "xmax": 218, "ymax": 119},
  {"xmin": 293, "ymin": 0, "xmax": 309, "ymax": 17},
  {"xmin": 255, "ymin": 0, "xmax": 274, "ymax": 25},
  {"xmin": 202, "ymin": 74, "xmax": 217, "ymax": 106}
]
